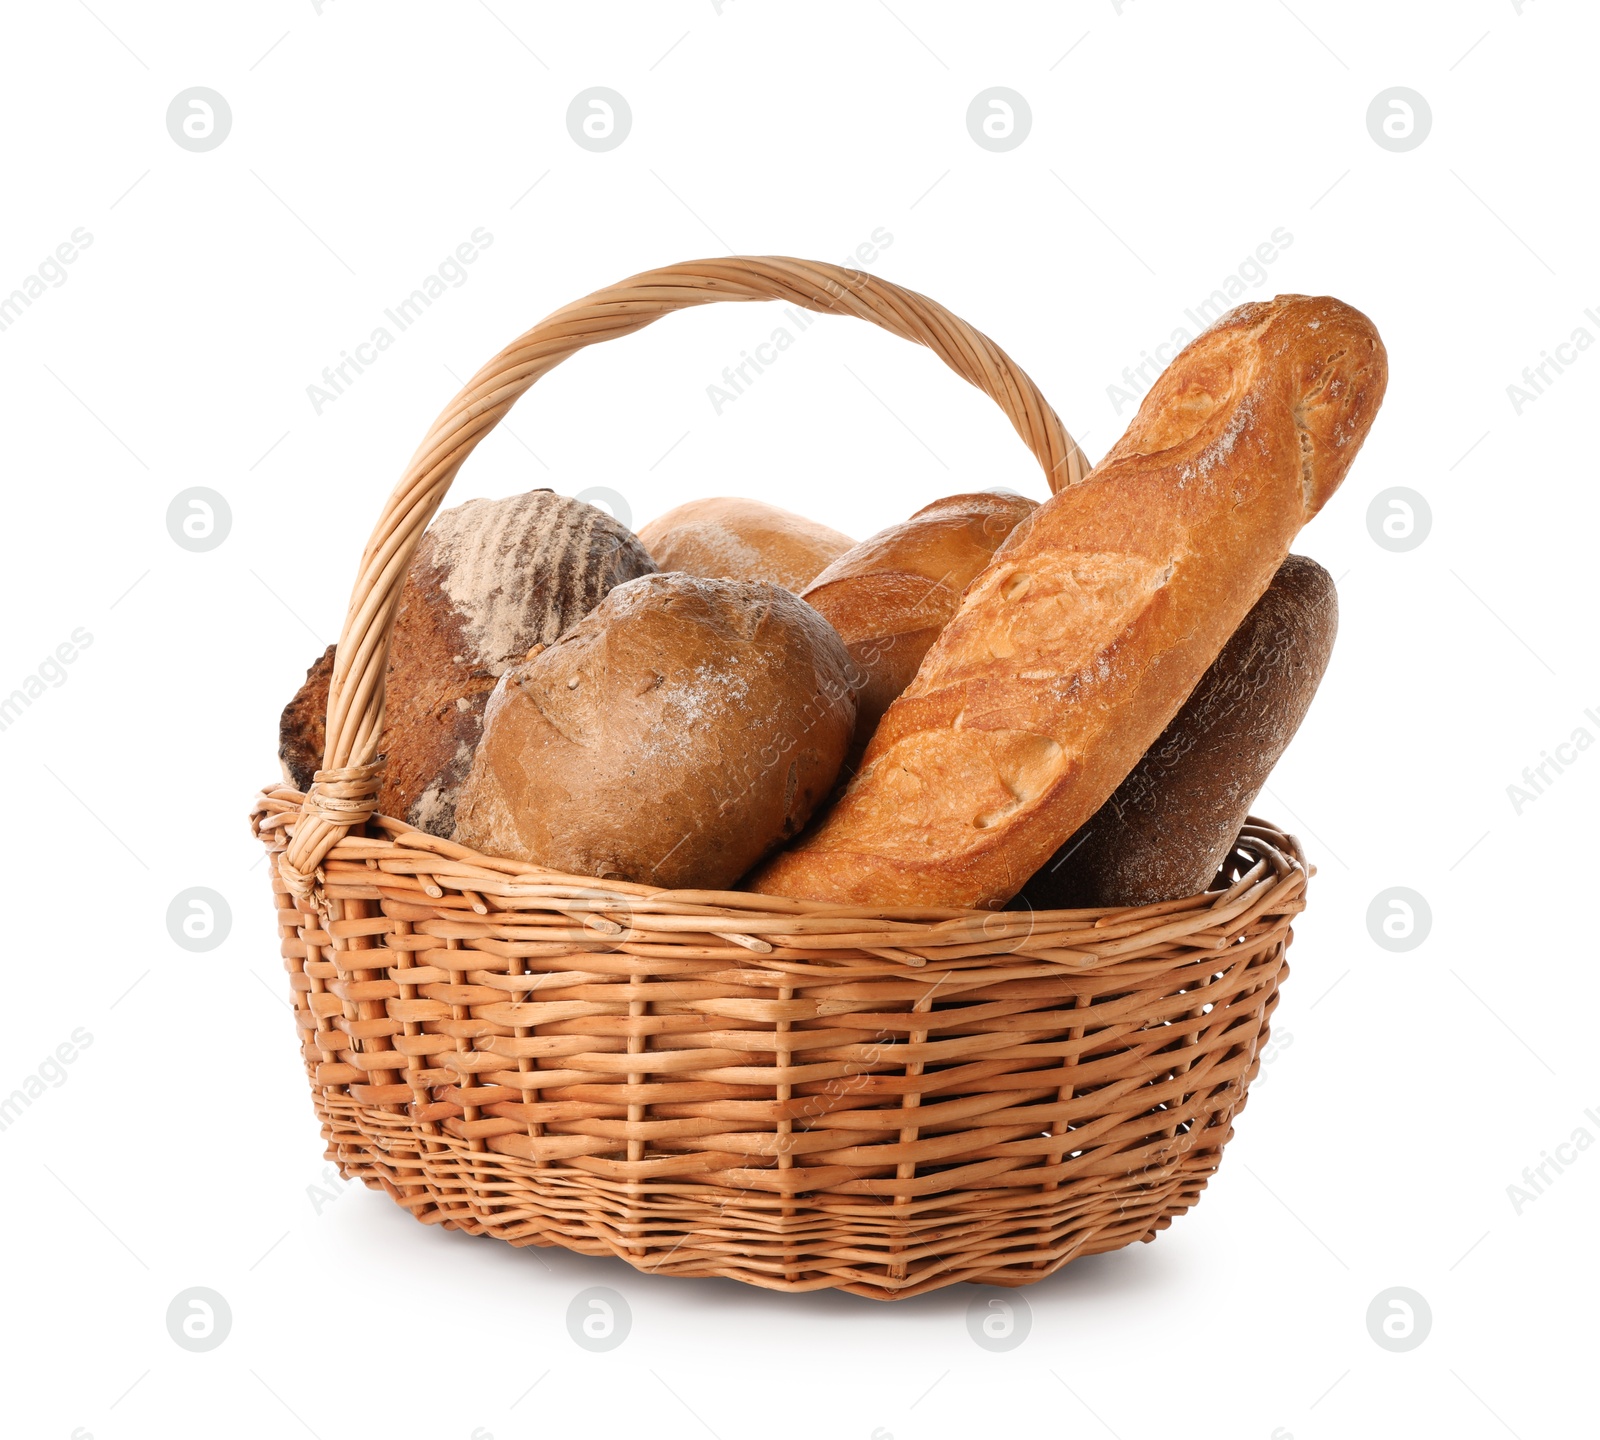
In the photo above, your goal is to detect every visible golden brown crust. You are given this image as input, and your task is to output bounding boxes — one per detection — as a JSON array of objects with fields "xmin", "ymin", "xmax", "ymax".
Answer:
[
  {"xmin": 452, "ymin": 573, "xmax": 856, "ymax": 890},
  {"xmin": 1020, "ymin": 554, "xmax": 1338, "ymax": 908},
  {"xmin": 801, "ymin": 491, "xmax": 1038, "ymax": 754},
  {"xmin": 747, "ymin": 295, "xmax": 1386, "ymax": 908},
  {"xmin": 638, "ymin": 496, "xmax": 854, "ymax": 592}
]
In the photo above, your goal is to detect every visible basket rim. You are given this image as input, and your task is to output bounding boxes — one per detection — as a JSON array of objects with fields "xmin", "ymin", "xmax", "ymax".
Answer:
[{"xmin": 253, "ymin": 784, "xmax": 1307, "ymax": 974}]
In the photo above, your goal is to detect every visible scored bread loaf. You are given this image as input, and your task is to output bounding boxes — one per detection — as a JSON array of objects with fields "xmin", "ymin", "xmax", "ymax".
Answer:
[
  {"xmin": 638, "ymin": 496, "xmax": 854, "ymax": 592},
  {"xmin": 748, "ymin": 295, "xmax": 1387, "ymax": 908},
  {"xmin": 801, "ymin": 491, "xmax": 1038, "ymax": 757},
  {"xmin": 1020, "ymin": 554, "xmax": 1338, "ymax": 909},
  {"xmin": 452, "ymin": 573, "xmax": 856, "ymax": 889},
  {"xmin": 278, "ymin": 489, "xmax": 656, "ymax": 834}
]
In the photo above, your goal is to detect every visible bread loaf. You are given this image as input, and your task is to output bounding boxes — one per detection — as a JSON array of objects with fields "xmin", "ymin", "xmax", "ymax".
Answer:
[
  {"xmin": 638, "ymin": 496, "xmax": 853, "ymax": 592},
  {"xmin": 452, "ymin": 572, "xmax": 856, "ymax": 889},
  {"xmin": 748, "ymin": 295, "xmax": 1386, "ymax": 908},
  {"xmin": 278, "ymin": 489, "xmax": 656, "ymax": 833},
  {"xmin": 1020, "ymin": 555, "xmax": 1338, "ymax": 909},
  {"xmin": 279, "ymin": 644, "xmax": 335, "ymax": 792},
  {"xmin": 801, "ymin": 491, "xmax": 1038, "ymax": 756}
]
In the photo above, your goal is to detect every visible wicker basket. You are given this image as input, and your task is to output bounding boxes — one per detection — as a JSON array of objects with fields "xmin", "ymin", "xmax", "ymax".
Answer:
[{"xmin": 252, "ymin": 257, "xmax": 1307, "ymax": 1301}]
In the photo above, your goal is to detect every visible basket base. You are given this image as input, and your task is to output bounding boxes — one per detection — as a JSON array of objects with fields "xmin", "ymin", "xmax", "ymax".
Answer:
[{"xmin": 319, "ymin": 1100, "xmax": 1244, "ymax": 1300}]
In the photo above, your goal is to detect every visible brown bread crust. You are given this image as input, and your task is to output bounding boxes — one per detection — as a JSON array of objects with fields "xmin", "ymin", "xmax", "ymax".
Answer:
[
  {"xmin": 1020, "ymin": 555, "xmax": 1337, "ymax": 909},
  {"xmin": 452, "ymin": 573, "xmax": 856, "ymax": 890},
  {"xmin": 277, "ymin": 490, "xmax": 656, "ymax": 833},
  {"xmin": 747, "ymin": 295, "xmax": 1386, "ymax": 908},
  {"xmin": 801, "ymin": 491, "xmax": 1038, "ymax": 757},
  {"xmin": 278, "ymin": 644, "xmax": 335, "ymax": 791},
  {"xmin": 638, "ymin": 496, "xmax": 854, "ymax": 592}
]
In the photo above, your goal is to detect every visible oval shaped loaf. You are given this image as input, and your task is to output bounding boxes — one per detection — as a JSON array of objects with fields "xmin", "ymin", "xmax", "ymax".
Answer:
[
  {"xmin": 748, "ymin": 294, "xmax": 1386, "ymax": 909},
  {"xmin": 278, "ymin": 489, "xmax": 656, "ymax": 834},
  {"xmin": 638, "ymin": 496, "xmax": 854, "ymax": 592},
  {"xmin": 1019, "ymin": 554, "xmax": 1338, "ymax": 909},
  {"xmin": 451, "ymin": 572, "xmax": 857, "ymax": 889},
  {"xmin": 801, "ymin": 491, "xmax": 1038, "ymax": 756}
]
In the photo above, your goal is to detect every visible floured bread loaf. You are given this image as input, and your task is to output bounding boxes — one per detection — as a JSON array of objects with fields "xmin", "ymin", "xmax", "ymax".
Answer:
[
  {"xmin": 638, "ymin": 496, "xmax": 854, "ymax": 592},
  {"xmin": 749, "ymin": 295, "xmax": 1386, "ymax": 908},
  {"xmin": 452, "ymin": 572, "xmax": 856, "ymax": 889},
  {"xmin": 278, "ymin": 489, "xmax": 656, "ymax": 834},
  {"xmin": 1020, "ymin": 555, "xmax": 1338, "ymax": 909},
  {"xmin": 801, "ymin": 491, "xmax": 1038, "ymax": 757}
]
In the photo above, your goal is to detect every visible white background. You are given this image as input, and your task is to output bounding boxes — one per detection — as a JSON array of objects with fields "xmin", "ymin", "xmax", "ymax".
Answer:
[{"xmin": 1, "ymin": 2, "xmax": 1594, "ymax": 1437}]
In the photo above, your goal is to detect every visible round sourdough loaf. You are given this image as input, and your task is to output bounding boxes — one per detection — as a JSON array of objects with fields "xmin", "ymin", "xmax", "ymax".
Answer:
[
  {"xmin": 637, "ymin": 496, "xmax": 853, "ymax": 592},
  {"xmin": 451, "ymin": 572, "xmax": 856, "ymax": 889},
  {"xmin": 278, "ymin": 489, "xmax": 656, "ymax": 834},
  {"xmin": 801, "ymin": 491, "xmax": 1038, "ymax": 757}
]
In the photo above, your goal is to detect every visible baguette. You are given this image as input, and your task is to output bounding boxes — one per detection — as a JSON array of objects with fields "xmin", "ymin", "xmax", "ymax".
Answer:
[
  {"xmin": 748, "ymin": 295, "xmax": 1386, "ymax": 908},
  {"xmin": 1020, "ymin": 554, "xmax": 1338, "ymax": 909}
]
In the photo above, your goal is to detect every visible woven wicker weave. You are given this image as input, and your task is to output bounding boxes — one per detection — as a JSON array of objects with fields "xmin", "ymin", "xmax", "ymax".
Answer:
[{"xmin": 252, "ymin": 257, "xmax": 1306, "ymax": 1300}]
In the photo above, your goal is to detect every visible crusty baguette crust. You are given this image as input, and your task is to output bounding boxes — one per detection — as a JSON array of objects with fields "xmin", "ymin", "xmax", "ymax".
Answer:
[
  {"xmin": 1020, "ymin": 554, "xmax": 1338, "ymax": 908},
  {"xmin": 800, "ymin": 491, "xmax": 1038, "ymax": 754},
  {"xmin": 748, "ymin": 295, "xmax": 1386, "ymax": 908}
]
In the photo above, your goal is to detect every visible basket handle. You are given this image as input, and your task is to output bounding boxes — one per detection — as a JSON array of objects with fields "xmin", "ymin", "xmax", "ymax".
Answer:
[{"xmin": 280, "ymin": 255, "xmax": 1090, "ymax": 899}]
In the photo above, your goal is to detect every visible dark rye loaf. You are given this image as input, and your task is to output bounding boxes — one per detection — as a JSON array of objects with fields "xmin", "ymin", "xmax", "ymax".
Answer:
[
  {"xmin": 279, "ymin": 489, "xmax": 656, "ymax": 834},
  {"xmin": 1019, "ymin": 554, "xmax": 1338, "ymax": 909}
]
